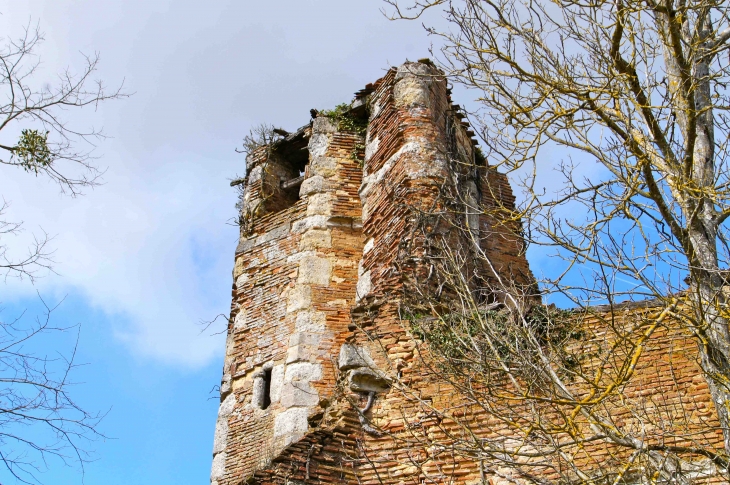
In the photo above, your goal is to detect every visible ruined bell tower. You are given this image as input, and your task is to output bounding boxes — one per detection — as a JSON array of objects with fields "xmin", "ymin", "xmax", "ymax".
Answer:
[{"xmin": 210, "ymin": 61, "xmax": 533, "ymax": 485}]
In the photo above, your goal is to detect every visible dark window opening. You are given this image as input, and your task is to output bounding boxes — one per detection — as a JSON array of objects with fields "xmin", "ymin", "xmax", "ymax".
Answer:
[
  {"xmin": 275, "ymin": 134, "xmax": 309, "ymax": 175},
  {"xmin": 261, "ymin": 127, "xmax": 310, "ymax": 213},
  {"xmin": 262, "ymin": 368, "xmax": 272, "ymax": 410}
]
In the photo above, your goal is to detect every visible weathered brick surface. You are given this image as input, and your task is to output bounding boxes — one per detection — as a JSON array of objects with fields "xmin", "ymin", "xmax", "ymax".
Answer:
[
  {"xmin": 211, "ymin": 61, "xmax": 723, "ymax": 484},
  {"xmin": 211, "ymin": 114, "xmax": 368, "ymax": 484}
]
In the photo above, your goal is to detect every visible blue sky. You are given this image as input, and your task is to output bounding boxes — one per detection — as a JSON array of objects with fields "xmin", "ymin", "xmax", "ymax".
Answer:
[{"xmin": 0, "ymin": 1, "xmax": 440, "ymax": 483}]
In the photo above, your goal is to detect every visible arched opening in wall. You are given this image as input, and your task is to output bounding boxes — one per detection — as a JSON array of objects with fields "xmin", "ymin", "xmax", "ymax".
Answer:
[{"xmin": 262, "ymin": 127, "xmax": 310, "ymax": 213}]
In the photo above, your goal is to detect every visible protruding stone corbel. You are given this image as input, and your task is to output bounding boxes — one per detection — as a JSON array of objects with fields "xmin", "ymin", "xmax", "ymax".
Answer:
[
  {"xmin": 338, "ymin": 344, "xmax": 391, "ymax": 436},
  {"xmin": 358, "ymin": 390, "xmax": 382, "ymax": 436}
]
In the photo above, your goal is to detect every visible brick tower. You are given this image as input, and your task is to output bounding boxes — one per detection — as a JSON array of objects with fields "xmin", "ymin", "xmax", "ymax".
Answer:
[{"xmin": 210, "ymin": 61, "xmax": 534, "ymax": 485}]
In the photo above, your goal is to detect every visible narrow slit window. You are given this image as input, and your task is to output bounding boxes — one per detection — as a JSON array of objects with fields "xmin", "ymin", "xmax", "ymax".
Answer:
[
  {"xmin": 253, "ymin": 368, "xmax": 273, "ymax": 410},
  {"xmin": 262, "ymin": 368, "xmax": 272, "ymax": 409}
]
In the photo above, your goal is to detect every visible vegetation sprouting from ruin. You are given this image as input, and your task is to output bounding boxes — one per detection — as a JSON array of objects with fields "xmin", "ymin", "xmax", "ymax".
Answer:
[{"xmin": 320, "ymin": 103, "xmax": 368, "ymax": 136}]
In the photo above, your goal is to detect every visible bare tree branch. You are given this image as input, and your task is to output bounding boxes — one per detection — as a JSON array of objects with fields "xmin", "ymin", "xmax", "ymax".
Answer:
[
  {"xmin": 370, "ymin": 0, "xmax": 730, "ymax": 481},
  {"xmin": 0, "ymin": 294, "xmax": 106, "ymax": 484}
]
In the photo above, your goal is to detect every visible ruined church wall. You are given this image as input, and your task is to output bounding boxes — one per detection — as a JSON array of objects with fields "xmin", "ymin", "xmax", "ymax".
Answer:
[
  {"xmin": 348, "ymin": 306, "xmax": 724, "ymax": 485},
  {"xmin": 339, "ymin": 66, "xmax": 722, "ymax": 485}
]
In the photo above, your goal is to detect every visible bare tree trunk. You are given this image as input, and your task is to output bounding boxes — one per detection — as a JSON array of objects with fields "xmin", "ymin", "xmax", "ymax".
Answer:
[
  {"xmin": 686, "ymin": 11, "xmax": 730, "ymax": 459},
  {"xmin": 689, "ymin": 221, "xmax": 730, "ymax": 458}
]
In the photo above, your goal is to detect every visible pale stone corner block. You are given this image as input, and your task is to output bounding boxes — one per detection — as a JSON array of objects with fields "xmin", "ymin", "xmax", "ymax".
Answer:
[
  {"xmin": 285, "ymin": 361, "xmax": 323, "ymax": 383},
  {"xmin": 286, "ymin": 345, "xmax": 316, "ymax": 365},
  {"xmin": 299, "ymin": 229, "xmax": 332, "ymax": 250},
  {"xmin": 218, "ymin": 393, "xmax": 236, "ymax": 418},
  {"xmin": 280, "ymin": 381, "xmax": 320, "ymax": 408},
  {"xmin": 295, "ymin": 311, "xmax": 327, "ymax": 332},
  {"xmin": 273, "ymin": 408, "xmax": 310, "ymax": 445},
  {"xmin": 233, "ymin": 311, "xmax": 247, "ymax": 329},
  {"xmin": 286, "ymin": 333, "xmax": 326, "ymax": 365},
  {"xmin": 394, "ymin": 76, "xmax": 431, "ymax": 109},
  {"xmin": 220, "ymin": 378, "xmax": 231, "ymax": 396},
  {"xmin": 235, "ymin": 273, "xmax": 249, "ymax": 289},
  {"xmin": 356, "ymin": 269, "xmax": 372, "ymax": 302},
  {"xmin": 212, "ymin": 417, "xmax": 229, "ymax": 454},
  {"xmin": 210, "ymin": 451, "xmax": 227, "ymax": 480},
  {"xmin": 309, "ymin": 156, "xmax": 338, "ymax": 178},
  {"xmin": 247, "ymin": 165, "xmax": 263, "ymax": 183},
  {"xmin": 292, "ymin": 215, "xmax": 328, "ymax": 234},
  {"xmin": 289, "ymin": 332, "xmax": 322, "ymax": 347},
  {"xmin": 312, "ymin": 116, "xmax": 338, "ymax": 134},
  {"xmin": 287, "ymin": 285, "xmax": 312, "ymax": 313},
  {"xmin": 235, "ymin": 237, "xmax": 256, "ymax": 255},
  {"xmin": 395, "ymin": 61, "xmax": 433, "ymax": 82},
  {"xmin": 300, "ymin": 175, "xmax": 326, "ymax": 197},
  {"xmin": 306, "ymin": 192, "xmax": 334, "ymax": 216},
  {"xmin": 297, "ymin": 255, "xmax": 332, "ymax": 286},
  {"xmin": 308, "ymin": 133, "xmax": 331, "ymax": 158},
  {"xmin": 364, "ymin": 136, "xmax": 380, "ymax": 164},
  {"xmin": 233, "ymin": 256, "xmax": 246, "ymax": 280}
]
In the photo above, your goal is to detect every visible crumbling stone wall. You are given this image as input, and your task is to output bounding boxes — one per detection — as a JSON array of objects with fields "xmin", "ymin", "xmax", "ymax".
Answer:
[
  {"xmin": 344, "ymin": 61, "xmax": 538, "ymax": 485},
  {"xmin": 209, "ymin": 60, "xmax": 719, "ymax": 485},
  {"xmin": 211, "ymin": 60, "xmax": 536, "ymax": 485},
  {"xmin": 211, "ymin": 114, "xmax": 368, "ymax": 484}
]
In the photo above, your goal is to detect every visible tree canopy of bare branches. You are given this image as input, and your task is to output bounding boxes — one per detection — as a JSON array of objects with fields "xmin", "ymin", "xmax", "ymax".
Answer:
[
  {"xmin": 0, "ymin": 23, "xmax": 126, "ymax": 195},
  {"xmin": 0, "ymin": 22, "xmax": 126, "ymax": 282},
  {"xmin": 375, "ymin": 0, "xmax": 730, "ymax": 482},
  {"xmin": 0, "ymin": 297, "xmax": 105, "ymax": 484},
  {"xmin": 0, "ymin": 20, "xmax": 124, "ymax": 483}
]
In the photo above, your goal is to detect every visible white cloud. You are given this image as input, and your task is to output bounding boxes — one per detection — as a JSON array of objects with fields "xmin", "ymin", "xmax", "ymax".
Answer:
[{"xmin": 1, "ymin": 143, "xmax": 238, "ymax": 366}]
